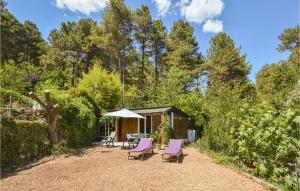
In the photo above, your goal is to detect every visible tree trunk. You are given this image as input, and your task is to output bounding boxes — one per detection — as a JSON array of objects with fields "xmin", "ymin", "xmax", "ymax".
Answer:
[
  {"xmin": 141, "ymin": 40, "xmax": 145, "ymax": 90},
  {"xmin": 29, "ymin": 90, "xmax": 59, "ymax": 144},
  {"xmin": 155, "ymin": 46, "xmax": 159, "ymax": 86},
  {"xmin": 71, "ymin": 62, "xmax": 75, "ymax": 87}
]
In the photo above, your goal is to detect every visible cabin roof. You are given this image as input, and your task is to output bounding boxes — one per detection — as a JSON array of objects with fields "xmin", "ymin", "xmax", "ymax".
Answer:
[
  {"xmin": 110, "ymin": 106, "xmax": 190, "ymax": 118},
  {"xmin": 129, "ymin": 106, "xmax": 173, "ymax": 114}
]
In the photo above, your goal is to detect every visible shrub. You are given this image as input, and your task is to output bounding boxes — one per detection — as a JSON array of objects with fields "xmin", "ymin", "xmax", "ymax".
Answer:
[
  {"xmin": 230, "ymin": 103, "xmax": 300, "ymax": 187},
  {"xmin": 0, "ymin": 88, "xmax": 33, "ymax": 108},
  {"xmin": 36, "ymin": 81, "xmax": 97, "ymax": 148},
  {"xmin": 1, "ymin": 116, "xmax": 50, "ymax": 170},
  {"xmin": 76, "ymin": 65, "xmax": 121, "ymax": 111}
]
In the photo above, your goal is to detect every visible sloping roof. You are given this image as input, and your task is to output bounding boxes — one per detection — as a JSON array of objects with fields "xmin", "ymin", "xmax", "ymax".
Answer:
[
  {"xmin": 108, "ymin": 106, "xmax": 190, "ymax": 118},
  {"xmin": 129, "ymin": 106, "xmax": 173, "ymax": 114},
  {"xmin": 110, "ymin": 106, "xmax": 190, "ymax": 118}
]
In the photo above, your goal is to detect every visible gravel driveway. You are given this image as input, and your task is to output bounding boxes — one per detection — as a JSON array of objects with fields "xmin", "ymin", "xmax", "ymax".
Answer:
[{"xmin": 1, "ymin": 146, "xmax": 268, "ymax": 191}]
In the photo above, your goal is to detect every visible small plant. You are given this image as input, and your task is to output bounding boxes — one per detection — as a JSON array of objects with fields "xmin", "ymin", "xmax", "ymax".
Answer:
[
  {"xmin": 52, "ymin": 141, "xmax": 77, "ymax": 156},
  {"xmin": 152, "ymin": 130, "xmax": 162, "ymax": 150},
  {"xmin": 161, "ymin": 115, "xmax": 171, "ymax": 144},
  {"xmin": 152, "ymin": 130, "xmax": 161, "ymax": 143}
]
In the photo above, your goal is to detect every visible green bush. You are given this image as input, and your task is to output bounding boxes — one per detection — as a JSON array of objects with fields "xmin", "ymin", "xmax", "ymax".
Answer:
[
  {"xmin": 0, "ymin": 88, "xmax": 33, "ymax": 108},
  {"xmin": 36, "ymin": 81, "xmax": 97, "ymax": 148},
  {"xmin": 76, "ymin": 65, "xmax": 121, "ymax": 111},
  {"xmin": 199, "ymin": 84, "xmax": 253, "ymax": 151},
  {"xmin": 1, "ymin": 116, "xmax": 50, "ymax": 170},
  {"xmin": 230, "ymin": 103, "xmax": 300, "ymax": 188}
]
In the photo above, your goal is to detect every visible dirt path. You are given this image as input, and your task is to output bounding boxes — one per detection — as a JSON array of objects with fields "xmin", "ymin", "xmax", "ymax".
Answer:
[{"xmin": 1, "ymin": 147, "xmax": 268, "ymax": 191}]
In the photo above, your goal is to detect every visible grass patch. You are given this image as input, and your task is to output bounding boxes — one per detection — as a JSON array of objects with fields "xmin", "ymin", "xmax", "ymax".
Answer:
[{"xmin": 191, "ymin": 143, "xmax": 293, "ymax": 191}]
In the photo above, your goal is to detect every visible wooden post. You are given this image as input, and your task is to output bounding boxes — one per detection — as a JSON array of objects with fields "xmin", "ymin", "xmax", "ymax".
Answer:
[
  {"xmin": 29, "ymin": 90, "xmax": 59, "ymax": 144},
  {"xmin": 161, "ymin": 114, "xmax": 164, "ymax": 147}
]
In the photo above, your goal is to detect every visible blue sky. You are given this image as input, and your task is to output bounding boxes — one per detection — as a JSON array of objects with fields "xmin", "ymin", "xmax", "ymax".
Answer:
[{"xmin": 7, "ymin": 0, "xmax": 299, "ymax": 82}]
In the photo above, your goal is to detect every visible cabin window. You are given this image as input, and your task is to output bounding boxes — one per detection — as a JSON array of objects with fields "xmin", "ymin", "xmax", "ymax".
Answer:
[
  {"xmin": 139, "ymin": 118, "xmax": 145, "ymax": 133},
  {"xmin": 139, "ymin": 116, "xmax": 152, "ymax": 134},
  {"xmin": 146, "ymin": 116, "xmax": 151, "ymax": 134}
]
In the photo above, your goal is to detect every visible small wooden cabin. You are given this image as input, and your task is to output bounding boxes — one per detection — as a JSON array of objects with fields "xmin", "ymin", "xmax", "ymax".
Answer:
[{"xmin": 101, "ymin": 106, "xmax": 194, "ymax": 142}]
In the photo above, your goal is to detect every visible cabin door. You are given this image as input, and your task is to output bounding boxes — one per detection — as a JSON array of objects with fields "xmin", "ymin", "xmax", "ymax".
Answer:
[{"xmin": 139, "ymin": 116, "xmax": 152, "ymax": 135}]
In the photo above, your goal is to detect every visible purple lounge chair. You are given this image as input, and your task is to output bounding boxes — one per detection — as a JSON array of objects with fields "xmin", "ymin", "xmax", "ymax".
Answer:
[
  {"xmin": 162, "ymin": 139, "xmax": 183, "ymax": 163},
  {"xmin": 128, "ymin": 138, "xmax": 153, "ymax": 161}
]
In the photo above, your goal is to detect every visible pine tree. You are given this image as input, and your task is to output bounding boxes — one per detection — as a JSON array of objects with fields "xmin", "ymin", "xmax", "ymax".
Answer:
[
  {"xmin": 133, "ymin": 5, "xmax": 153, "ymax": 89},
  {"xmin": 23, "ymin": 20, "xmax": 47, "ymax": 65},
  {"xmin": 206, "ymin": 32, "xmax": 250, "ymax": 88},
  {"xmin": 167, "ymin": 20, "xmax": 202, "ymax": 77},
  {"xmin": 150, "ymin": 19, "xmax": 167, "ymax": 85},
  {"xmin": 45, "ymin": 19, "xmax": 97, "ymax": 87}
]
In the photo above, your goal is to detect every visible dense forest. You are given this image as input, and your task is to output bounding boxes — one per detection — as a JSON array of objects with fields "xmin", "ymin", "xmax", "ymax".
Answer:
[{"xmin": 0, "ymin": 0, "xmax": 299, "ymax": 189}]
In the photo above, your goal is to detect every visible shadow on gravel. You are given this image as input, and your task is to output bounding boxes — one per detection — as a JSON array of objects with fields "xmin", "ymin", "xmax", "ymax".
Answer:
[{"xmin": 163, "ymin": 154, "xmax": 188, "ymax": 164}]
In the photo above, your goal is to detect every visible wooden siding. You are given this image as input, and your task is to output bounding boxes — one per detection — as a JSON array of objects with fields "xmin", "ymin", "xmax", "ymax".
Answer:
[
  {"xmin": 172, "ymin": 113, "xmax": 191, "ymax": 139},
  {"xmin": 116, "ymin": 118, "xmax": 138, "ymax": 142},
  {"xmin": 113, "ymin": 111, "xmax": 192, "ymax": 141},
  {"xmin": 152, "ymin": 114, "xmax": 161, "ymax": 132}
]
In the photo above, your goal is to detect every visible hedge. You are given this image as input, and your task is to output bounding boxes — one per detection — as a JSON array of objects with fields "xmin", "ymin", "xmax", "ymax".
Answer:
[{"xmin": 1, "ymin": 116, "xmax": 51, "ymax": 171}]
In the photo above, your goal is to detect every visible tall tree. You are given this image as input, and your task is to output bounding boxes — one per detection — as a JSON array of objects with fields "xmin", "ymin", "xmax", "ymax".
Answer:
[
  {"xmin": 256, "ymin": 26, "xmax": 300, "ymax": 106},
  {"xmin": 23, "ymin": 20, "xmax": 47, "ymax": 65},
  {"xmin": 102, "ymin": 0, "xmax": 133, "ymax": 71},
  {"xmin": 1, "ymin": 11, "xmax": 25, "ymax": 63},
  {"xmin": 0, "ymin": 0, "xmax": 7, "ymax": 12},
  {"xmin": 206, "ymin": 32, "xmax": 250, "ymax": 88},
  {"xmin": 44, "ymin": 19, "xmax": 97, "ymax": 87},
  {"xmin": 256, "ymin": 61, "xmax": 299, "ymax": 106},
  {"xmin": 277, "ymin": 25, "xmax": 300, "ymax": 73},
  {"xmin": 1, "ymin": 8, "xmax": 46, "ymax": 91},
  {"xmin": 150, "ymin": 19, "xmax": 167, "ymax": 85},
  {"xmin": 167, "ymin": 20, "xmax": 202, "ymax": 77},
  {"xmin": 277, "ymin": 25, "xmax": 300, "ymax": 52},
  {"xmin": 133, "ymin": 5, "xmax": 153, "ymax": 89}
]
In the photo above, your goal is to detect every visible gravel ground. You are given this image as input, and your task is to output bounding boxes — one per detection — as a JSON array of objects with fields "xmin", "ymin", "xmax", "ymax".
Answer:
[{"xmin": 1, "ymin": 146, "xmax": 268, "ymax": 191}]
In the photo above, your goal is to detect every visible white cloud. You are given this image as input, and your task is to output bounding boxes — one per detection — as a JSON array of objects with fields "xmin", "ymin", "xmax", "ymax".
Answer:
[
  {"xmin": 55, "ymin": 0, "xmax": 108, "ymax": 15},
  {"xmin": 180, "ymin": 0, "xmax": 224, "ymax": 23},
  {"xmin": 152, "ymin": 0, "xmax": 171, "ymax": 16},
  {"xmin": 203, "ymin": 19, "xmax": 223, "ymax": 33}
]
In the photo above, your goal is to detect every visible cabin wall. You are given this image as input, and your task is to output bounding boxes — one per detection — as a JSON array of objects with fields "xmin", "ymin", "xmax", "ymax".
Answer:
[
  {"xmin": 151, "ymin": 114, "xmax": 162, "ymax": 132},
  {"xmin": 117, "ymin": 118, "xmax": 138, "ymax": 142},
  {"xmin": 172, "ymin": 113, "xmax": 192, "ymax": 139}
]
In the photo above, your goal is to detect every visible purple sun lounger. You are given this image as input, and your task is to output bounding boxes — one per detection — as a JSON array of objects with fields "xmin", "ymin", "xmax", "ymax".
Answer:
[
  {"xmin": 128, "ymin": 138, "xmax": 153, "ymax": 161},
  {"xmin": 162, "ymin": 139, "xmax": 183, "ymax": 163}
]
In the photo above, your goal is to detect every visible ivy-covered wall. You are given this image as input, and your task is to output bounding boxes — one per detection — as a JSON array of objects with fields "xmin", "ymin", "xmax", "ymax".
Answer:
[{"xmin": 1, "ymin": 117, "xmax": 51, "ymax": 171}]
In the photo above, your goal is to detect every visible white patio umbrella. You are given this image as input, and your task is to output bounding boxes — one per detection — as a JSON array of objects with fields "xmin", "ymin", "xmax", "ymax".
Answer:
[
  {"xmin": 103, "ymin": 109, "xmax": 145, "ymax": 119},
  {"xmin": 103, "ymin": 109, "xmax": 145, "ymax": 148}
]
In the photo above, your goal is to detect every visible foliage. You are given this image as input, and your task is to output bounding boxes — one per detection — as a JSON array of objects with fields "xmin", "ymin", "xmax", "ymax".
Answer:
[
  {"xmin": 176, "ymin": 91, "xmax": 208, "ymax": 136},
  {"xmin": 133, "ymin": 5, "xmax": 153, "ymax": 89},
  {"xmin": 206, "ymin": 32, "xmax": 250, "ymax": 88},
  {"xmin": 51, "ymin": 141, "xmax": 77, "ymax": 156},
  {"xmin": 256, "ymin": 61, "xmax": 299, "ymax": 107},
  {"xmin": 36, "ymin": 82, "xmax": 96, "ymax": 148},
  {"xmin": 1, "ymin": 116, "xmax": 50, "ymax": 170},
  {"xmin": 0, "ymin": 60, "xmax": 39, "ymax": 93},
  {"xmin": 150, "ymin": 19, "xmax": 167, "ymax": 84},
  {"xmin": 230, "ymin": 103, "xmax": 300, "ymax": 188},
  {"xmin": 43, "ymin": 19, "xmax": 98, "ymax": 87},
  {"xmin": 151, "ymin": 130, "xmax": 162, "ymax": 143},
  {"xmin": 148, "ymin": 66, "xmax": 191, "ymax": 106},
  {"xmin": 200, "ymin": 84, "xmax": 251, "ymax": 151},
  {"xmin": 0, "ymin": 88, "xmax": 33, "ymax": 108},
  {"xmin": 277, "ymin": 25, "xmax": 300, "ymax": 52},
  {"xmin": 161, "ymin": 115, "xmax": 171, "ymax": 144},
  {"xmin": 167, "ymin": 19, "xmax": 202, "ymax": 78},
  {"xmin": 76, "ymin": 65, "xmax": 121, "ymax": 111}
]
